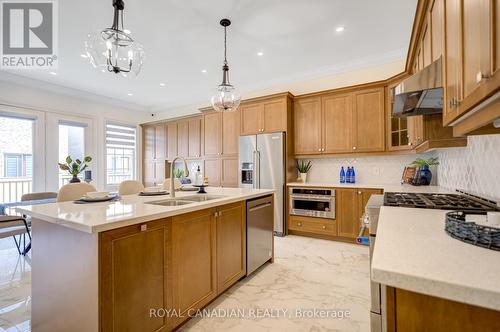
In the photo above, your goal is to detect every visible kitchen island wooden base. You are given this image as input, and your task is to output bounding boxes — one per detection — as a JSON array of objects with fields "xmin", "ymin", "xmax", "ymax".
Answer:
[
  {"xmin": 385, "ymin": 286, "xmax": 500, "ymax": 332},
  {"xmin": 31, "ymin": 201, "xmax": 268, "ymax": 332}
]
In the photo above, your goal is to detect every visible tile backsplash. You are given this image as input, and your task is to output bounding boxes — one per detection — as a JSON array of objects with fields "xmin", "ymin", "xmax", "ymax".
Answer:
[
  {"xmin": 437, "ymin": 134, "xmax": 500, "ymax": 200},
  {"xmin": 301, "ymin": 153, "xmax": 435, "ymax": 185}
]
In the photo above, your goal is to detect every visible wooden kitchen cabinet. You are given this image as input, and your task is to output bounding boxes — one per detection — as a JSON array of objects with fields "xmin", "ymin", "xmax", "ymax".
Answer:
[
  {"xmin": 143, "ymin": 125, "xmax": 155, "ymax": 160},
  {"xmin": 385, "ymin": 76, "xmax": 412, "ymax": 151},
  {"xmin": 322, "ymin": 93, "xmax": 353, "ymax": 154},
  {"xmin": 203, "ymin": 112, "xmax": 222, "ymax": 157},
  {"xmin": 240, "ymin": 103, "xmax": 263, "ymax": 135},
  {"xmin": 221, "ymin": 157, "xmax": 238, "ymax": 187},
  {"xmin": 177, "ymin": 120, "xmax": 189, "ymax": 158},
  {"xmin": 288, "ymin": 215, "xmax": 337, "ymax": 236},
  {"xmin": 385, "ymin": 287, "xmax": 500, "ymax": 332},
  {"xmin": 352, "ymin": 88, "xmax": 386, "ymax": 152},
  {"xmin": 166, "ymin": 122, "xmax": 177, "ymax": 161},
  {"xmin": 204, "ymin": 158, "xmax": 221, "ymax": 187},
  {"xmin": 222, "ymin": 110, "xmax": 240, "ymax": 156},
  {"xmin": 337, "ymin": 188, "xmax": 382, "ymax": 240},
  {"xmin": 240, "ymin": 96, "xmax": 288, "ymax": 135},
  {"xmin": 171, "ymin": 209, "xmax": 217, "ymax": 328},
  {"xmin": 188, "ymin": 117, "xmax": 202, "ymax": 158},
  {"xmin": 293, "ymin": 97, "xmax": 322, "ymax": 155},
  {"xmin": 430, "ymin": 0, "xmax": 443, "ymax": 62},
  {"xmin": 100, "ymin": 219, "xmax": 169, "ymax": 332},
  {"xmin": 216, "ymin": 202, "xmax": 246, "ymax": 294},
  {"xmin": 337, "ymin": 189, "xmax": 359, "ymax": 239},
  {"xmin": 142, "ymin": 124, "xmax": 166, "ymax": 186}
]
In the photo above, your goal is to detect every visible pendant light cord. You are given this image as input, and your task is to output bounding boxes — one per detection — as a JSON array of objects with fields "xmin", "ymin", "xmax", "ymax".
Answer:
[{"xmin": 223, "ymin": 26, "xmax": 228, "ymax": 65}]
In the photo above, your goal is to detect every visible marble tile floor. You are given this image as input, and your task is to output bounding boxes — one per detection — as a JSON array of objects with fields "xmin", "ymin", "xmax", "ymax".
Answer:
[{"xmin": 0, "ymin": 235, "xmax": 370, "ymax": 332}]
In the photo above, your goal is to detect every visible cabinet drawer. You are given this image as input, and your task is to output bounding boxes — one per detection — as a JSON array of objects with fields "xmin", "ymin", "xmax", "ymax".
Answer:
[{"xmin": 289, "ymin": 216, "xmax": 337, "ymax": 236}]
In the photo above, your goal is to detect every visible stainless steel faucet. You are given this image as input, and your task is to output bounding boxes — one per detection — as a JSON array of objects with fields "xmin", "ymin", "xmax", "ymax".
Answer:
[{"xmin": 169, "ymin": 157, "xmax": 190, "ymax": 198}]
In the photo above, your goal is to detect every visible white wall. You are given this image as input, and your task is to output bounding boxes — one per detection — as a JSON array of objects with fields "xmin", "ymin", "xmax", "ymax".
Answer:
[
  {"xmin": 437, "ymin": 135, "xmax": 500, "ymax": 200},
  {"xmin": 151, "ymin": 59, "xmax": 406, "ymax": 121},
  {"xmin": 298, "ymin": 153, "xmax": 437, "ymax": 185},
  {"xmin": 0, "ymin": 80, "xmax": 150, "ymax": 191}
]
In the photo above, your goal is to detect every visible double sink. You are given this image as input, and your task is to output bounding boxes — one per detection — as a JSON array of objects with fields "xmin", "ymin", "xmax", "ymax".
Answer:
[{"xmin": 146, "ymin": 195, "xmax": 225, "ymax": 207}]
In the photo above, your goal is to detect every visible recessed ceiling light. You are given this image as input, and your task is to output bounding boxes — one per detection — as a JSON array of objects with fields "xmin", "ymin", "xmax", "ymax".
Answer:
[
  {"xmin": 80, "ymin": 53, "xmax": 88, "ymax": 58},
  {"xmin": 159, "ymin": 83, "xmax": 166, "ymax": 87},
  {"xmin": 127, "ymin": 93, "xmax": 133, "ymax": 96},
  {"xmin": 257, "ymin": 51, "xmax": 264, "ymax": 56},
  {"xmin": 201, "ymin": 69, "xmax": 207, "ymax": 73},
  {"xmin": 335, "ymin": 26, "xmax": 345, "ymax": 32},
  {"xmin": 49, "ymin": 71, "xmax": 57, "ymax": 75}
]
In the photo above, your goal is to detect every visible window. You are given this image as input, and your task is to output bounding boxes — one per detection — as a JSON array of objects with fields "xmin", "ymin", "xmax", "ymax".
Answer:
[
  {"xmin": 4, "ymin": 153, "xmax": 32, "ymax": 178},
  {"xmin": 58, "ymin": 123, "xmax": 86, "ymax": 187},
  {"xmin": 105, "ymin": 122, "xmax": 136, "ymax": 185}
]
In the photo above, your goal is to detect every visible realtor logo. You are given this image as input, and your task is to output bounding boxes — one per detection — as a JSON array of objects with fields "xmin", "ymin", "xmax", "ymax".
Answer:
[{"xmin": 1, "ymin": 0, "xmax": 58, "ymax": 68}]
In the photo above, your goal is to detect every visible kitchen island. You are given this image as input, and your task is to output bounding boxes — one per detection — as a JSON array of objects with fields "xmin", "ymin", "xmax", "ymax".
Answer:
[
  {"xmin": 372, "ymin": 206, "xmax": 500, "ymax": 331},
  {"xmin": 18, "ymin": 188, "xmax": 275, "ymax": 332}
]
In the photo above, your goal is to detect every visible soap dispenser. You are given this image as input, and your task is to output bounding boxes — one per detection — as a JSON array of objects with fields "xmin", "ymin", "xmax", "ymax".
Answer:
[{"xmin": 194, "ymin": 165, "xmax": 203, "ymax": 185}]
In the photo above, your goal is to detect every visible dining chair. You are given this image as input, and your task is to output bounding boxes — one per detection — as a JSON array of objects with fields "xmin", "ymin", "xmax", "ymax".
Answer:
[
  {"xmin": 162, "ymin": 178, "xmax": 182, "ymax": 192},
  {"xmin": 118, "ymin": 180, "xmax": 144, "ymax": 195},
  {"xmin": 0, "ymin": 215, "xmax": 30, "ymax": 255},
  {"xmin": 57, "ymin": 183, "xmax": 97, "ymax": 202},
  {"xmin": 21, "ymin": 192, "xmax": 58, "ymax": 202}
]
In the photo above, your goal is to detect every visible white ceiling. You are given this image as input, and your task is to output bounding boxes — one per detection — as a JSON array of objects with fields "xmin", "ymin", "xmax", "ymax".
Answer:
[{"xmin": 0, "ymin": 0, "xmax": 417, "ymax": 112}]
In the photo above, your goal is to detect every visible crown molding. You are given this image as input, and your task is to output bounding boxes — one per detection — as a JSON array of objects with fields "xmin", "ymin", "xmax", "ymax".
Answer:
[{"xmin": 0, "ymin": 71, "xmax": 147, "ymax": 112}]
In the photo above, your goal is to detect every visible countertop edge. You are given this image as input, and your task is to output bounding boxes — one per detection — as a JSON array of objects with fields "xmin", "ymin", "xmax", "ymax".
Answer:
[
  {"xmin": 17, "ymin": 190, "xmax": 275, "ymax": 234},
  {"xmin": 371, "ymin": 266, "xmax": 500, "ymax": 311}
]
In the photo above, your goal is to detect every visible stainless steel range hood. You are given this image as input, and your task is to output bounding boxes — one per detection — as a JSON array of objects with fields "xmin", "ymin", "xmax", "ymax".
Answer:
[{"xmin": 393, "ymin": 57, "xmax": 443, "ymax": 117}]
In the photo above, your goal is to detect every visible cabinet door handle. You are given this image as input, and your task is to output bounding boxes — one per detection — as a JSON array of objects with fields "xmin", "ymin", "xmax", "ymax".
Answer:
[{"xmin": 140, "ymin": 224, "xmax": 147, "ymax": 232}]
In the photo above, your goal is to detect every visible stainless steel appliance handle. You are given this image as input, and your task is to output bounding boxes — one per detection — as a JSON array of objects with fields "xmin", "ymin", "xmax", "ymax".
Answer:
[
  {"xmin": 248, "ymin": 202, "xmax": 272, "ymax": 212},
  {"xmin": 255, "ymin": 150, "xmax": 261, "ymax": 189},
  {"xmin": 290, "ymin": 195, "xmax": 333, "ymax": 202},
  {"xmin": 252, "ymin": 150, "xmax": 257, "ymax": 189}
]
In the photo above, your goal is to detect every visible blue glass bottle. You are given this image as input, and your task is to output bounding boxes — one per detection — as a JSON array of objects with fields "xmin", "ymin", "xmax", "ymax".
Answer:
[
  {"xmin": 351, "ymin": 166, "xmax": 356, "ymax": 184},
  {"xmin": 346, "ymin": 167, "xmax": 352, "ymax": 183},
  {"xmin": 340, "ymin": 166, "xmax": 346, "ymax": 183}
]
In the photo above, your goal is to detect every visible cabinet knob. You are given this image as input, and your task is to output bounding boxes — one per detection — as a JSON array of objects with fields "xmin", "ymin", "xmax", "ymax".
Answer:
[
  {"xmin": 358, "ymin": 191, "xmax": 362, "ymax": 195},
  {"xmin": 322, "ymin": 225, "xmax": 326, "ymax": 230},
  {"xmin": 140, "ymin": 224, "xmax": 147, "ymax": 232},
  {"xmin": 352, "ymin": 146, "xmax": 357, "ymax": 150},
  {"xmin": 318, "ymin": 148, "xmax": 322, "ymax": 152},
  {"xmin": 297, "ymin": 222, "xmax": 302, "ymax": 226}
]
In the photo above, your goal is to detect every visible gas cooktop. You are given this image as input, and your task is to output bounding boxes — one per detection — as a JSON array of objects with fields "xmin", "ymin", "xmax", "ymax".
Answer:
[{"xmin": 383, "ymin": 192, "xmax": 499, "ymax": 211}]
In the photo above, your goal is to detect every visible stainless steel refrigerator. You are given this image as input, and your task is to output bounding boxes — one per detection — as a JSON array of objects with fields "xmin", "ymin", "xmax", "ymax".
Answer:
[{"xmin": 239, "ymin": 132, "xmax": 285, "ymax": 236}]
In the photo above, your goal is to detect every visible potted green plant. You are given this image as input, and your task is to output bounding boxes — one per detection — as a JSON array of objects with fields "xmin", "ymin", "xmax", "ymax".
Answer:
[
  {"xmin": 58, "ymin": 155, "xmax": 93, "ymax": 184},
  {"xmin": 173, "ymin": 169, "xmax": 184, "ymax": 179},
  {"xmin": 296, "ymin": 160, "xmax": 312, "ymax": 183},
  {"xmin": 411, "ymin": 157, "xmax": 439, "ymax": 185}
]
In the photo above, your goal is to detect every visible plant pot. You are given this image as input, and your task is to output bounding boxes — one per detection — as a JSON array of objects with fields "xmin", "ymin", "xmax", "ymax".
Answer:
[
  {"xmin": 69, "ymin": 174, "xmax": 81, "ymax": 183},
  {"xmin": 419, "ymin": 166, "xmax": 432, "ymax": 185},
  {"xmin": 299, "ymin": 172, "xmax": 307, "ymax": 183}
]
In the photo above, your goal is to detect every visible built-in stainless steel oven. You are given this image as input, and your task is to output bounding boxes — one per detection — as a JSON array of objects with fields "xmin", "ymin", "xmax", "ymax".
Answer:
[{"xmin": 289, "ymin": 188, "xmax": 335, "ymax": 219}]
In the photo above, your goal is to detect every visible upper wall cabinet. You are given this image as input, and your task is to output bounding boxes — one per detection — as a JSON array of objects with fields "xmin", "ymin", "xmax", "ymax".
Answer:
[
  {"xmin": 188, "ymin": 117, "xmax": 202, "ymax": 158},
  {"xmin": 352, "ymin": 88, "xmax": 385, "ymax": 153},
  {"xmin": 293, "ymin": 97, "xmax": 322, "ymax": 155},
  {"xmin": 294, "ymin": 86, "xmax": 385, "ymax": 156},
  {"xmin": 222, "ymin": 109, "xmax": 240, "ymax": 156},
  {"xmin": 240, "ymin": 95, "xmax": 289, "ymax": 135},
  {"xmin": 441, "ymin": 0, "xmax": 500, "ymax": 133},
  {"xmin": 204, "ymin": 112, "xmax": 222, "ymax": 157},
  {"xmin": 166, "ymin": 122, "xmax": 177, "ymax": 161},
  {"xmin": 142, "ymin": 123, "xmax": 166, "ymax": 187}
]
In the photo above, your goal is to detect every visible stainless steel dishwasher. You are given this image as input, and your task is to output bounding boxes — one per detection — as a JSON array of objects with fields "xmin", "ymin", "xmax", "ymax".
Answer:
[{"xmin": 246, "ymin": 195, "xmax": 274, "ymax": 275}]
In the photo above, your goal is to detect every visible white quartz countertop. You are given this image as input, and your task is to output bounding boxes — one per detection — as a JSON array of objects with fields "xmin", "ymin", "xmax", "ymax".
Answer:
[
  {"xmin": 287, "ymin": 182, "xmax": 453, "ymax": 194},
  {"xmin": 17, "ymin": 187, "xmax": 274, "ymax": 234},
  {"xmin": 371, "ymin": 206, "xmax": 500, "ymax": 311}
]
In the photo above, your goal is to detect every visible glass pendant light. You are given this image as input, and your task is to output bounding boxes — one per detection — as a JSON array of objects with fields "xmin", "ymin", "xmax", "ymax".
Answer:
[
  {"xmin": 85, "ymin": 0, "xmax": 144, "ymax": 78},
  {"xmin": 211, "ymin": 19, "xmax": 241, "ymax": 112}
]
